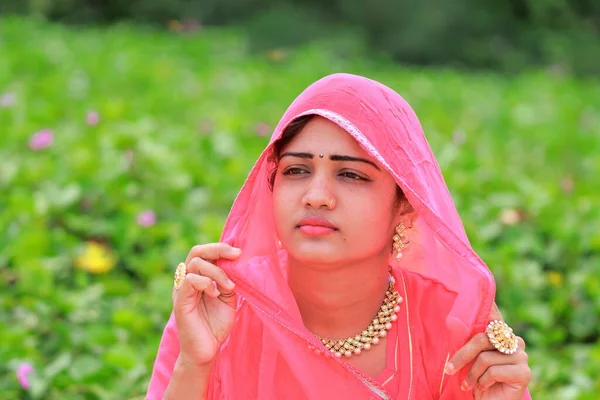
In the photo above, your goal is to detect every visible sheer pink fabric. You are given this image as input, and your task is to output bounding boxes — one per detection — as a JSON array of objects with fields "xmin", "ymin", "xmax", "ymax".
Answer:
[{"xmin": 147, "ymin": 73, "xmax": 531, "ymax": 399}]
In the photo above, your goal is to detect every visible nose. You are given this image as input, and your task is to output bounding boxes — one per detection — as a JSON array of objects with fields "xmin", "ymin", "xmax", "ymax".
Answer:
[{"xmin": 301, "ymin": 175, "xmax": 335, "ymax": 209}]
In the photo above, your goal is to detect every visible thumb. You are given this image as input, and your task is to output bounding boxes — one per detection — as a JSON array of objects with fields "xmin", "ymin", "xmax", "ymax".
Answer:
[{"xmin": 489, "ymin": 301, "xmax": 504, "ymax": 321}]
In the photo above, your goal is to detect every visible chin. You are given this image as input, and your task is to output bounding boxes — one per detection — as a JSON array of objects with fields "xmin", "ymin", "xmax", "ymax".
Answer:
[{"xmin": 286, "ymin": 244, "xmax": 341, "ymax": 265}]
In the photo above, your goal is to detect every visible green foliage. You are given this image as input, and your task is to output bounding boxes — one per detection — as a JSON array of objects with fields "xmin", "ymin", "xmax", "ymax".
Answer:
[
  {"xmin": 318, "ymin": 0, "xmax": 600, "ymax": 75},
  {"xmin": 1, "ymin": 16, "xmax": 599, "ymax": 399},
  {"xmin": 2, "ymin": 0, "xmax": 600, "ymax": 75}
]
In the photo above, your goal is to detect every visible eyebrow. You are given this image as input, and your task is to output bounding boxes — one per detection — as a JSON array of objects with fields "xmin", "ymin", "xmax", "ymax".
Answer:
[{"xmin": 280, "ymin": 152, "xmax": 381, "ymax": 171}]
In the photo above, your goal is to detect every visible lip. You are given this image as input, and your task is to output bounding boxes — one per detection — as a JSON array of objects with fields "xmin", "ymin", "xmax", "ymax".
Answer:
[{"xmin": 296, "ymin": 215, "xmax": 338, "ymax": 230}]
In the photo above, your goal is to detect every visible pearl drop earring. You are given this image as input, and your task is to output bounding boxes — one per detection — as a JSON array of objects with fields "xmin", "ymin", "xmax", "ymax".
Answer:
[{"xmin": 392, "ymin": 222, "xmax": 410, "ymax": 258}]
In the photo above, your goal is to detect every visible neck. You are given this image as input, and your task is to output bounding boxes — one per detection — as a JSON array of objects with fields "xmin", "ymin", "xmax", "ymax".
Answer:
[{"xmin": 288, "ymin": 255, "xmax": 390, "ymax": 340}]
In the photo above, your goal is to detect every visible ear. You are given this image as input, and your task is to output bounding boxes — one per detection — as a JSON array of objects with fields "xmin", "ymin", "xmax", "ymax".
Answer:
[{"xmin": 393, "ymin": 200, "xmax": 418, "ymax": 228}]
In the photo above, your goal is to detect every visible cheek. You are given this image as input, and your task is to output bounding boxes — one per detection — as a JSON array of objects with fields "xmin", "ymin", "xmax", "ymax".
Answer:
[
  {"xmin": 272, "ymin": 182, "xmax": 297, "ymax": 232},
  {"xmin": 346, "ymin": 201, "xmax": 392, "ymax": 237},
  {"xmin": 272, "ymin": 189, "xmax": 285, "ymax": 230},
  {"xmin": 342, "ymin": 186, "xmax": 396, "ymax": 243}
]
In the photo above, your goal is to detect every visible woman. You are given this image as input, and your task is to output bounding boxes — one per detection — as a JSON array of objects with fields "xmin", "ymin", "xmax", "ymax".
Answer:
[{"xmin": 147, "ymin": 73, "xmax": 532, "ymax": 399}]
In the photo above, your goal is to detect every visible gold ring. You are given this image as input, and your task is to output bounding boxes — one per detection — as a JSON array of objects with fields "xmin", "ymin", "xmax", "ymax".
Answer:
[
  {"xmin": 486, "ymin": 320, "xmax": 518, "ymax": 354},
  {"xmin": 173, "ymin": 262, "xmax": 186, "ymax": 290}
]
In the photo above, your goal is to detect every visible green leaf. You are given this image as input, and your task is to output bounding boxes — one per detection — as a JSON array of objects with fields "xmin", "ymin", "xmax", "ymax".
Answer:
[
  {"xmin": 45, "ymin": 353, "xmax": 72, "ymax": 379},
  {"xmin": 68, "ymin": 355, "xmax": 102, "ymax": 381}
]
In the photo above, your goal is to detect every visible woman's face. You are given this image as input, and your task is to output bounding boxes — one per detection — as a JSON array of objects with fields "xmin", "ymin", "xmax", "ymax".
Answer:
[{"xmin": 272, "ymin": 116, "xmax": 402, "ymax": 266}]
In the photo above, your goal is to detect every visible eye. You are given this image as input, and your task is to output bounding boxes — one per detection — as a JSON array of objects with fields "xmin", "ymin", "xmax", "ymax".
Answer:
[
  {"xmin": 283, "ymin": 167, "xmax": 309, "ymax": 176},
  {"xmin": 339, "ymin": 171, "xmax": 368, "ymax": 181}
]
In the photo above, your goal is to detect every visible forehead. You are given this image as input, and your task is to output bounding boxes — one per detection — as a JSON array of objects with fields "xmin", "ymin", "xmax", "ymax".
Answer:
[{"xmin": 284, "ymin": 116, "xmax": 370, "ymax": 157}]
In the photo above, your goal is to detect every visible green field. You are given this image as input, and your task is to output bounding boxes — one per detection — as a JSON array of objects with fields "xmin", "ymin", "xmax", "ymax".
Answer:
[{"xmin": 1, "ymin": 17, "xmax": 599, "ymax": 399}]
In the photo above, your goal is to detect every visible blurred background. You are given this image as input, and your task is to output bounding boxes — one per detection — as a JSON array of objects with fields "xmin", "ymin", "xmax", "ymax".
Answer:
[{"xmin": 0, "ymin": 1, "xmax": 599, "ymax": 398}]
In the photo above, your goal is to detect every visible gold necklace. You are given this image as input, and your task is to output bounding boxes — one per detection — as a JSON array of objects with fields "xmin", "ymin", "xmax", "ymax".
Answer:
[{"xmin": 313, "ymin": 277, "xmax": 403, "ymax": 358}]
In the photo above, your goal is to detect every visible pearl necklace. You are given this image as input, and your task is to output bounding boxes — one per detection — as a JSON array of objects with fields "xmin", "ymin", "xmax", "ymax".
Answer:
[{"xmin": 309, "ymin": 277, "xmax": 403, "ymax": 358}]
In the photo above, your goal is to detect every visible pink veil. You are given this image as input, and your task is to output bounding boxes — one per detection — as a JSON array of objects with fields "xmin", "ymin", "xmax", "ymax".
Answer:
[{"xmin": 147, "ymin": 73, "xmax": 501, "ymax": 399}]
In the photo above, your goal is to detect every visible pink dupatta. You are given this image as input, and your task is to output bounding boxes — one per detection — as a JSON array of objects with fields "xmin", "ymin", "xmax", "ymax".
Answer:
[{"xmin": 147, "ymin": 73, "xmax": 531, "ymax": 399}]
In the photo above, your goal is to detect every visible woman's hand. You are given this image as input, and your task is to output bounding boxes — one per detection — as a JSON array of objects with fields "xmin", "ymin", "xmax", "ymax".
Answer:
[
  {"xmin": 172, "ymin": 243, "xmax": 241, "ymax": 368},
  {"xmin": 445, "ymin": 303, "xmax": 531, "ymax": 399}
]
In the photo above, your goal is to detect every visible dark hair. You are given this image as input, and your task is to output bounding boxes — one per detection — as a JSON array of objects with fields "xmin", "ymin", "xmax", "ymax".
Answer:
[
  {"xmin": 267, "ymin": 115, "xmax": 409, "ymax": 211},
  {"xmin": 267, "ymin": 115, "xmax": 315, "ymax": 190}
]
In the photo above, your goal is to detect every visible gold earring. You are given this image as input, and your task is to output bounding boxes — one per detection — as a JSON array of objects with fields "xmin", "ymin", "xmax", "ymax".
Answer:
[{"xmin": 392, "ymin": 222, "xmax": 410, "ymax": 259}]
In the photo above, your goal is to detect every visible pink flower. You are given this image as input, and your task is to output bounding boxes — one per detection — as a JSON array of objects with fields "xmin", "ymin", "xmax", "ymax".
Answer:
[
  {"xmin": 1, "ymin": 92, "xmax": 15, "ymax": 108},
  {"xmin": 16, "ymin": 363, "xmax": 34, "ymax": 390},
  {"xmin": 197, "ymin": 119, "xmax": 213, "ymax": 136},
  {"xmin": 124, "ymin": 149, "xmax": 135, "ymax": 171},
  {"xmin": 499, "ymin": 208, "xmax": 522, "ymax": 226},
  {"xmin": 86, "ymin": 110, "xmax": 100, "ymax": 126},
  {"xmin": 181, "ymin": 19, "xmax": 202, "ymax": 32},
  {"xmin": 560, "ymin": 176, "xmax": 574, "ymax": 194},
  {"xmin": 255, "ymin": 122, "xmax": 271, "ymax": 137},
  {"xmin": 28, "ymin": 129, "xmax": 54, "ymax": 151},
  {"xmin": 137, "ymin": 210, "xmax": 157, "ymax": 227}
]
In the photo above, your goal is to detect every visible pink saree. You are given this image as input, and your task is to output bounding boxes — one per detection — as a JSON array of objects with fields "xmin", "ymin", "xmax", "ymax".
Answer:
[{"xmin": 147, "ymin": 73, "xmax": 531, "ymax": 399}]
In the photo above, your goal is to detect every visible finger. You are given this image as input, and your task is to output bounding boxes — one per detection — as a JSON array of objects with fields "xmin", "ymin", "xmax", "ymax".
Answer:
[
  {"xmin": 462, "ymin": 349, "xmax": 525, "ymax": 391},
  {"xmin": 173, "ymin": 274, "xmax": 220, "ymax": 312},
  {"xmin": 217, "ymin": 288, "xmax": 238, "ymax": 310},
  {"xmin": 517, "ymin": 336, "xmax": 526, "ymax": 351},
  {"xmin": 476, "ymin": 364, "xmax": 532, "ymax": 392},
  {"xmin": 445, "ymin": 332, "xmax": 495, "ymax": 375},
  {"xmin": 187, "ymin": 257, "xmax": 236, "ymax": 292},
  {"xmin": 185, "ymin": 243, "xmax": 242, "ymax": 264}
]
